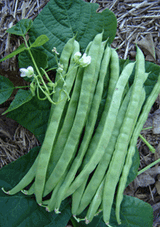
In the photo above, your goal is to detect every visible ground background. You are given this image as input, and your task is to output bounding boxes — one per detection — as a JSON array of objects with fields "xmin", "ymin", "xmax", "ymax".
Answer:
[{"xmin": 0, "ymin": 0, "xmax": 160, "ymax": 226}]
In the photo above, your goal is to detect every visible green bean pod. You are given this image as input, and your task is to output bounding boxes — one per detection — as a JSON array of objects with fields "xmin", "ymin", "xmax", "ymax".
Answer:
[
  {"xmin": 80, "ymin": 47, "xmax": 119, "ymax": 168},
  {"xmin": 54, "ymin": 41, "xmax": 110, "ymax": 212},
  {"xmin": 66, "ymin": 61, "xmax": 135, "ymax": 199},
  {"xmin": 103, "ymin": 47, "xmax": 120, "ymax": 113},
  {"xmin": 71, "ymin": 177, "xmax": 88, "ymax": 216},
  {"xmin": 85, "ymin": 179, "xmax": 104, "ymax": 224},
  {"xmin": 2, "ymin": 156, "xmax": 39, "ymax": 195},
  {"xmin": 103, "ymin": 46, "xmax": 146, "ymax": 225},
  {"xmin": 77, "ymin": 83, "xmax": 133, "ymax": 215},
  {"xmin": 46, "ymin": 67, "xmax": 84, "ymax": 178},
  {"xmin": 45, "ymin": 171, "xmax": 67, "ymax": 212},
  {"xmin": 34, "ymin": 37, "xmax": 79, "ymax": 205},
  {"xmin": 42, "ymin": 32, "xmax": 103, "ymax": 198},
  {"xmin": 115, "ymin": 74, "xmax": 160, "ymax": 224}
]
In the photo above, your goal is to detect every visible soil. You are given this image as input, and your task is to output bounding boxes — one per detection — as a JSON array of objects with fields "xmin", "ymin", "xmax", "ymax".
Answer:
[{"xmin": 0, "ymin": 0, "xmax": 160, "ymax": 226}]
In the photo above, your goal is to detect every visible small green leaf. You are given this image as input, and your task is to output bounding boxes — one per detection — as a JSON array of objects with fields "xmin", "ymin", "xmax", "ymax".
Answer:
[
  {"xmin": 7, "ymin": 19, "xmax": 33, "ymax": 36},
  {"xmin": 0, "ymin": 76, "xmax": 14, "ymax": 104},
  {"xmin": 0, "ymin": 43, "xmax": 27, "ymax": 62},
  {"xmin": 30, "ymin": 35, "xmax": 49, "ymax": 48},
  {"xmin": 3, "ymin": 89, "xmax": 33, "ymax": 115}
]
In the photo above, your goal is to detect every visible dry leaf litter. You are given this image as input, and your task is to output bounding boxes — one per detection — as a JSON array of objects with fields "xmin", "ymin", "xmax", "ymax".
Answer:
[{"xmin": 0, "ymin": 0, "xmax": 160, "ymax": 226}]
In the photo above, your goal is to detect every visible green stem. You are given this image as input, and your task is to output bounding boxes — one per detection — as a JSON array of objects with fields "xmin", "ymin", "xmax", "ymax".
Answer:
[
  {"xmin": 23, "ymin": 35, "xmax": 50, "ymax": 93},
  {"xmin": 141, "ymin": 127, "xmax": 152, "ymax": 130},
  {"xmin": 14, "ymin": 86, "xmax": 30, "ymax": 89},
  {"xmin": 40, "ymin": 67, "xmax": 53, "ymax": 83},
  {"xmin": 138, "ymin": 157, "xmax": 160, "ymax": 175},
  {"xmin": 23, "ymin": 36, "xmax": 41, "ymax": 76},
  {"xmin": 139, "ymin": 134, "xmax": 155, "ymax": 153}
]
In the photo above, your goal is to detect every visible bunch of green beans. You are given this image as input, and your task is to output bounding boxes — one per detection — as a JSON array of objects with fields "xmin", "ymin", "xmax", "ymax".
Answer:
[{"xmin": 2, "ymin": 32, "xmax": 160, "ymax": 226}]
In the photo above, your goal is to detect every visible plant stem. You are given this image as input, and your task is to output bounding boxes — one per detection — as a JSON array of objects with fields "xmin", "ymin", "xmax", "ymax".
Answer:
[
  {"xmin": 139, "ymin": 134, "xmax": 155, "ymax": 153},
  {"xmin": 23, "ymin": 35, "xmax": 50, "ymax": 93},
  {"xmin": 138, "ymin": 157, "xmax": 160, "ymax": 175},
  {"xmin": 14, "ymin": 86, "xmax": 30, "ymax": 89},
  {"xmin": 141, "ymin": 127, "xmax": 152, "ymax": 130}
]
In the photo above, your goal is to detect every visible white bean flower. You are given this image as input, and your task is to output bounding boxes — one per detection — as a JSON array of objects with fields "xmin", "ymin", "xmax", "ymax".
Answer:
[
  {"xmin": 20, "ymin": 66, "xmax": 34, "ymax": 78},
  {"xmin": 79, "ymin": 53, "xmax": 91, "ymax": 67},
  {"xmin": 74, "ymin": 52, "xmax": 91, "ymax": 68}
]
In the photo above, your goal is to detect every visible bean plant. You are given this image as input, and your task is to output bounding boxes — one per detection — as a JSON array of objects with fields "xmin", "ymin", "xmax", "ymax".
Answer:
[{"xmin": 0, "ymin": 1, "xmax": 160, "ymax": 226}]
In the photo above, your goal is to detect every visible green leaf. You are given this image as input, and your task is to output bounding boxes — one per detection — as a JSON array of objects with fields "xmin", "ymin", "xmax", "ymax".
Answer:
[
  {"xmin": 0, "ymin": 76, "xmax": 14, "ymax": 104},
  {"xmin": 126, "ymin": 147, "xmax": 140, "ymax": 186},
  {"xmin": 0, "ymin": 43, "xmax": 27, "ymax": 62},
  {"xmin": 30, "ymin": 35, "xmax": 49, "ymax": 48},
  {"xmin": 7, "ymin": 96, "xmax": 51, "ymax": 143},
  {"xmin": 144, "ymin": 61, "xmax": 160, "ymax": 97},
  {"xmin": 3, "ymin": 89, "xmax": 33, "ymax": 115},
  {"xmin": 0, "ymin": 147, "xmax": 71, "ymax": 227},
  {"xmin": 18, "ymin": 49, "xmax": 48, "ymax": 74},
  {"xmin": 7, "ymin": 19, "xmax": 33, "ymax": 36},
  {"xmin": 19, "ymin": 0, "xmax": 117, "ymax": 69}
]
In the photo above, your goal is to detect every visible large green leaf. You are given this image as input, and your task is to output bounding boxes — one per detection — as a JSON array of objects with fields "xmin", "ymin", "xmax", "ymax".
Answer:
[
  {"xmin": 19, "ymin": 0, "xmax": 117, "ymax": 69},
  {"xmin": 0, "ymin": 76, "xmax": 14, "ymax": 104},
  {"xmin": 7, "ymin": 96, "xmax": 51, "ymax": 144},
  {"xmin": 0, "ymin": 147, "xmax": 71, "ymax": 227}
]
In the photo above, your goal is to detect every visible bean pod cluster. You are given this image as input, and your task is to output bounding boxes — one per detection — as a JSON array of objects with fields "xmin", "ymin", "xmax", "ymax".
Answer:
[{"xmin": 2, "ymin": 33, "xmax": 160, "ymax": 226}]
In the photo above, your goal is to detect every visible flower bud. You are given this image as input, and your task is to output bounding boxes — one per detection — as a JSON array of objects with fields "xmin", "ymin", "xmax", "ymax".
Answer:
[{"xmin": 74, "ymin": 52, "xmax": 82, "ymax": 64}]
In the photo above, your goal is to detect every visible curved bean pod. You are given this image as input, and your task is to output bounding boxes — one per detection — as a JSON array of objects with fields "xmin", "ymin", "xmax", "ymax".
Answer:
[
  {"xmin": 66, "ymin": 61, "xmax": 135, "ymax": 199},
  {"xmin": 42, "ymin": 32, "xmax": 103, "ymax": 197},
  {"xmin": 46, "ymin": 67, "xmax": 84, "ymax": 179},
  {"xmin": 77, "ymin": 83, "xmax": 133, "ymax": 215},
  {"xmin": 103, "ymin": 46, "xmax": 146, "ymax": 225},
  {"xmin": 34, "ymin": 37, "xmax": 78, "ymax": 205},
  {"xmin": 103, "ymin": 47, "xmax": 120, "ymax": 113},
  {"xmin": 2, "ymin": 156, "xmax": 39, "ymax": 195},
  {"xmin": 54, "ymin": 42, "xmax": 110, "ymax": 211},
  {"xmin": 80, "ymin": 47, "xmax": 119, "ymax": 168},
  {"xmin": 115, "ymin": 74, "xmax": 160, "ymax": 224},
  {"xmin": 85, "ymin": 179, "xmax": 104, "ymax": 224},
  {"xmin": 71, "ymin": 177, "xmax": 88, "ymax": 216}
]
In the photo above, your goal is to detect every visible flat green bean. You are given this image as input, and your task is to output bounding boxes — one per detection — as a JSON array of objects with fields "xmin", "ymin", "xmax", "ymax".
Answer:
[
  {"xmin": 54, "ymin": 41, "xmax": 110, "ymax": 212},
  {"xmin": 115, "ymin": 74, "xmax": 160, "ymax": 224},
  {"xmin": 34, "ymin": 37, "xmax": 78, "ymax": 205},
  {"xmin": 103, "ymin": 46, "xmax": 146, "ymax": 225},
  {"xmin": 77, "ymin": 84, "xmax": 132, "ymax": 215},
  {"xmin": 85, "ymin": 179, "xmax": 104, "ymax": 224},
  {"xmin": 42, "ymin": 32, "xmax": 103, "ymax": 198},
  {"xmin": 66, "ymin": 61, "xmax": 135, "ymax": 199}
]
